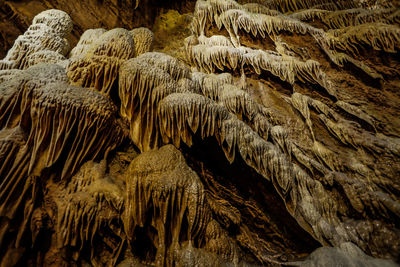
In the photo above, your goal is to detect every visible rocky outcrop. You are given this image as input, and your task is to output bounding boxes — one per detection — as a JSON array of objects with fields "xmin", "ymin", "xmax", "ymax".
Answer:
[
  {"xmin": 0, "ymin": 0, "xmax": 399, "ymax": 266},
  {"xmin": 0, "ymin": 0, "xmax": 196, "ymax": 58},
  {"xmin": 298, "ymin": 242, "xmax": 397, "ymax": 267},
  {"xmin": 123, "ymin": 145, "xmax": 211, "ymax": 266},
  {"xmin": 67, "ymin": 28, "xmax": 137, "ymax": 95}
]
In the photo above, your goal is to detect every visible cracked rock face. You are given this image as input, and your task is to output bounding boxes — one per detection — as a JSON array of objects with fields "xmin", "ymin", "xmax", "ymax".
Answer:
[{"xmin": 0, "ymin": 0, "xmax": 399, "ymax": 266}]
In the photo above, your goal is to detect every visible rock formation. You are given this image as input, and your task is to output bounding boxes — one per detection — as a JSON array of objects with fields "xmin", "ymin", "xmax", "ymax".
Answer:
[{"xmin": 0, "ymin": 0, "xmax": 399, "ymax": 266}]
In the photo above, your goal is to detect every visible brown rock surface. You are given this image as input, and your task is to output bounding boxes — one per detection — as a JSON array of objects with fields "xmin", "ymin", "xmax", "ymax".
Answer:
[
  {"xmin": 0, "ymin": 0, "xmax": 196, "ymax": 58},
  {"xmin": 0, "ymin": 0, "xmax": 400, "ymax": 266}
]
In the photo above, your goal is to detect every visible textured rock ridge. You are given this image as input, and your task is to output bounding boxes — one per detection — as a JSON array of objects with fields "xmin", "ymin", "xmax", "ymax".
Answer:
[{"xmin": 0, "ymin": 1, "xmax": 399, "ymax": 266}]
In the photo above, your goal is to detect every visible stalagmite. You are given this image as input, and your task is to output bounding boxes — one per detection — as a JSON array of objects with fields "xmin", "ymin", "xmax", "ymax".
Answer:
[
  {"xmin": 0, "ymin": 10, "xmax": 72, "ymax": 70},
  {"xmin": 130, "ymin": 27, "xmax": 154, "ymax": 56},
  {"xmin": 25, "ymin": 50, "xmax": 66, "ymax": 68},
  {"xmin": 31, "ymin": 9, "xmax": 73, "ymax": 37},
  {"xmin": 56, "ymin": 160, "xmax": 125, "ymax": 266},
  {"xmin": 68, "ymin": 28, "xmax": 107, "ymax": 59},
  {"xmin": 123, "ymin": 145, "xmax": 211, "ymax": 266}
]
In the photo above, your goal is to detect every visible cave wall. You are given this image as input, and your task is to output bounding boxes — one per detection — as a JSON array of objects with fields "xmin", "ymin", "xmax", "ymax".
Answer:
[
  {"xmin": 0, "ymin": 0, "xmax": 399, "ymax": 266},
  {"xmin": 0, "ymin": 0, "xmax": 196, "ymax": 58}
]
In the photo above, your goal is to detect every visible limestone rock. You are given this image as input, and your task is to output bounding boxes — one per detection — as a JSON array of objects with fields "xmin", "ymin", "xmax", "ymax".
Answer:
[
  {"xmin": 298, "ymin": 243, "xmax": 398, "ymax": 267},
  {"xmin": 0, "ymin": 0, "xmax": 399, "ymax": 266}
]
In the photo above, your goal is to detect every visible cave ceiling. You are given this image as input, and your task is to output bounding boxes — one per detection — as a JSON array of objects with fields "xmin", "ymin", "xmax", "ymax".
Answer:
[{"xmin": 0, "ymin": 0, "xmax": 399, "ymax": 266}]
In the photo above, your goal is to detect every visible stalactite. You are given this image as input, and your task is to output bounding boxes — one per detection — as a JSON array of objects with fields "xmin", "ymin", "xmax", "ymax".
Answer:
[
  {"xmin": 0, "ymin": 64, "xmax": 123, "ymax": 182},
  {"xmin": 290, "ymin": 92, "xmax": 315, "ymax": 140},
  {"xmin": 156, "ymin": 90, "xmax": 400, "ymax": 258},
  {"xmin": 191, "ymin": 0, "xmax": 394, "ymax": 82},
  {"xmin": 319, "ymin": 48, "xmax": 383, "ymax": 79},
  {"xmin": 326, "ymin": 23, "xmax": 400, "ymax": 54},
  {"xmin": 67, "ymin": 56, "xmax": 122, "ymax": 94},
  {"xmin": 323, "ymin": 8, "xmax": 369, "ymax": 28},
  {"xmin": 0, "ymin": 64, "xmax": 124, "ymax": 264},
  {"xmin": 0, "ymin": 69, "xmax": 22, "ymax": 83},
  {"xmin": 0, "ymin": 2, "xmax": 399, "ymax": 265},
  {"xmin": 0, "ymin": 64, "xmax": 69, "ymax": 130},
  {"xmin": 202, "ymin": 220, "xmax": 240, "ymax": 263},
  {"xmin": 318, "ymin": 114, "xmax": 400, "ymax": 155},
  {"xmin": 220, "ymin": 83, "xmax": 272, "ymax": 139},
  {"xmin": 157, "ymin": 92, "xmax": 354, "ymax": 248},
  {"xmin": 119, "ymin": 51, "xmax": 271, "ymax": 152},
  {"xmin": 118, "ymin": 54, "xmax": 191, "ymax": 151},
  {"xmin": 311, "ymin": 141, "xmax": 342, "ymax": 171},
  {"xmin": 56, "ymin": 160, "xmax": 124, "ymax": 266},
  {"xmin": 261, "ymin": 0, "xmax": 358, "ymax": 12},
  {"xmin": 242, "ymin": 3, "xmax": 282, "ymax": 15},
  {"xmin": 188, "ymin": 41, "xmax": 336, "ymax": 96},
  {"xmin": 291, "ymin": 7, "xmax": 400, "ymax": 27},
  {"xmin": 210, "ymin": 0, "xmax": 242, "ymax": 18},
  {"xmin": 191, "ymin": 0, "xmax": 326, "ymax": 47},
  {"xmin": 191, "ymin": 71, "xmax": 234, "ymax": 101},
  {"xmin": 290, "ymin": 8, "xmax": 331, "ymax": 21},
  {"xmin": 88, "ymin": 28, "xmax": 135, "ymax": 60},
  {"xmin": 67, "ymin": 28, "xmax": 135, "ymax": 95},
  {"xmin": 216, "ymin": 9, "xmax": 319, "ymax": 45},
  {"xmin": 193, "ymin": 0, "xmax": 214, "ymax": 35},
  {"xmin": 290, "ymin": 92, "xmax": 400, "ymax": 156},
  {"xmin": 197, "ymin": 34, "xmax": 234, "ymax": 47},
  {"xmin": 0, "ymin": 127, "xmax": 27, "ymax": 184},
  {"xmin": 29, "ymin": 81, "xmax": 124, "ymax": 178},
  {"xmin": 123, "ymin": 145, "xmax": 211, "ymax": 266},
  {"xmin": 136, "ymin": 52, "xmax": 191, "ymax": 81},
  {"xmin": 335, "ymin": 100, "xmax": 376, "ymax": 132}
]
